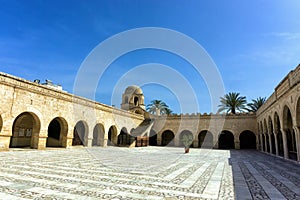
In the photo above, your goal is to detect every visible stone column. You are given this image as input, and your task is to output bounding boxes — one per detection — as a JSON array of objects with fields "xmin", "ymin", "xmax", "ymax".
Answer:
[
  {"xmin": 264, "ymin": 134, "xmax": 268, "ymax": 152},
  {"xmin": 235, "ymin": 140, "xmax": 240, "ymax": 150},
  {"xmin": 281, "ymin": 129, "xmax": 289, "ymax": 159},
  {"xmin": 65, "ymin": 128, "xmax": 74, "ymax": 148},
  {"xmin": 193, "ymin": 139, "xmax": 198, "ymax": 148},
  {"xmin": 157, "ymin": 133, "xmax": 161, "ymax": 146},
  {"xmin": 100, "ymin": 136, "xmax": 107, "ymax": 148},
  {"xmin": 259, "ymin": 134, "xmax": 263, "ymax": 151},
  {"xmin": 293, "ymin": 126, "xmax": 300, "ymax": 162},
  {"xmin": 274, "ymin": 131, "xmax": 279, "ymax": 156},
  {"xmin": 268, "ymin": 134, "xmax": 273, "ymax": 154},
  {"xmin": 174, "ymin": 137, "xmax": 180, "ymax": 147},
  {"xmin": 0, "ymin": 127, "xmax": 13, "ymax": 151},
  {"xmin": 86, "ymin": 125, "xmax": 94, "ymax": 147},
  {"xmin": 35, "ymin": 129, "xmax": 47, "ymax": 150}
]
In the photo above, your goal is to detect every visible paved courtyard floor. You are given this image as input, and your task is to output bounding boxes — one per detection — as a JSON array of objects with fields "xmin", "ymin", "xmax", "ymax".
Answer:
[{"xmin": 0, "ymin": 147, "xmax": 299, "ymax": 200}]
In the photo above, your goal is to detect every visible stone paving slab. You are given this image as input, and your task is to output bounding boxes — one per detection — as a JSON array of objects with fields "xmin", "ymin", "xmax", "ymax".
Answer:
[{"xmin": 0, "ymin": 147, "xmax": 299, "ymax": 199}]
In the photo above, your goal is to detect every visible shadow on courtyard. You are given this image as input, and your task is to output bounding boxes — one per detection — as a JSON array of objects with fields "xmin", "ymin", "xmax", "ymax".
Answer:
[{"xmin": 228, "ymin": 149, "xmax": 300, "ymax": 199}]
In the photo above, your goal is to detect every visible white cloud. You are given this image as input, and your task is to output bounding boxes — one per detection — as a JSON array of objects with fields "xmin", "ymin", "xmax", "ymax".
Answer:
[{"xmin": 266, "ymin": 32, "xmax": 300, "ymax": 40}]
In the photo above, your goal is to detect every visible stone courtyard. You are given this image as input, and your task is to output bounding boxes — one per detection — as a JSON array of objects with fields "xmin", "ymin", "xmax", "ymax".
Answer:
[{"xmin": 0, "ymin": 147, "xmax": 299, "ymax": 200}]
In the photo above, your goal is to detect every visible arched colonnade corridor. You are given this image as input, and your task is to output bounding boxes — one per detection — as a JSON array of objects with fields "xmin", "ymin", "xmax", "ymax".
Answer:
[
  {"xmin": 3, "ymin": 110, "xmax": 142, "ymax": 149},
  {"xmin": 157, "ymin": 129, "xmax": 257, "ymax": 149},
  {"xmin": 258, "ymin": 100, "xmax": 300, "ymax": 161}
]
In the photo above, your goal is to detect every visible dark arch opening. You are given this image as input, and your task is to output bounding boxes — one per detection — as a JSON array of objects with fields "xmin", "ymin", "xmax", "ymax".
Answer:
[
  {"xmin": 108, "ymin": 126, "xmax": 117, "ymax": 146},
  {"xmin": 239, "ymin": 130, "xmax": 256, "ymax": 149},
  {"xmin": 271, "ymin": 134, "xmax": 276, "ymax": 154},
  {"xmin": 72, "ymin": 121, "xmax": 87, "ymax": 146},
  {"xmin": 0, "ymin": 115, "xmax": 3, "ymax": 133},
  {"xmin": 277, "ymin": 132, "xmax": 284, "ymax": 156},
  {"xmin": 283, "ymin": 106, "xmax": 297, "ymax": 160},
  {"xmin": 118, "ymin": 128, "xmax": 135, "ymax": 146},
  {"xmin": 134, "ymin": 97, "xmax": 139, "ymax": 106},
  {"xmin": 262, "ymin": 134, "xmax": 265, "ymax": 151},
  {"xmin": 47, "ymin": 118, "xmax": 67, "ymax": 147},
  {"xmin": 161, "ymin": 130, "xmax": 174, "ymax": 146},
  {"xmin": 218, "ymin": 131, "xmax": 234, "ymax": 149},
  {"xmin": 10, "ymin": 112, "xmax": 40, "ymax": 148},
  {"xmin": 274, "ymin": 112, "xmax": 284, "ymax": 156},
  {"xmin": 266, "ymin": 134, "xmax": 270, "ymax": 152},
  {"xmin": 198, "ymin": 130, "xmax": 213, "ymax": 148},
  {"xmin": 149, "ymin": 130, "xmax": 157, "ymax": 146}
]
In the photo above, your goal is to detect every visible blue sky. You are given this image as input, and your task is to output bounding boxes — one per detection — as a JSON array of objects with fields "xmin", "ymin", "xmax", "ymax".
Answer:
[{"xmin": 1, "ymin": 0, "xmax": 300, "ymax": 114}]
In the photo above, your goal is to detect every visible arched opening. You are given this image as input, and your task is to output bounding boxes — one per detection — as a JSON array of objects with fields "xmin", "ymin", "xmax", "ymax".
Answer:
[
  {"xmin": 0, "ymin": 115, "xmax": 3, "ymax": 134},
  {"xmin": 149, "ymin": 130, "xmax": 157, "ymax": 146},
  {"xmin": 266, "ymin": 134, "xmax": 270, "ymax": 152},
  {"xmin": 260, "ymin": 121, "xmax": 264, "ymax": 151},
  {"xmin": 118, "ymin": 127, "xmax": 135, "ymax": 146},
  {"xmin": 72, "ymin": 121, "xmax": 88, "ymax": 146},
  {"xmin": 283, "ymin": 106, "xmax": 297, "ymax": 160},
  {"xmin": 296, "ymin": 97, "xmax": 300, "ymax": 128},
  {"xmin": 218, "ymin": 130, "xmax": 234, "ymax": 149},
  {"xmin": 274, "ymin": 112, "xmax": 284, "ymax": 156},
  {"xmin": 239, "ymin": 130, "xmax": 256, "ymax": 149},
  {"xmin": 198, "ymin": 130, "xmax": 213, "ymax": 148},
  {"xmin": 108, "ymin": 125, "xmax": 118, "ymax": 146},
  {"xmin": 92, "ymin": 123, "xmax": 105, "ymax": 146},
  {"xmin": 179, "ymin": 130, "xmax": 194, "ymax": 147},
  {"xmin": 46, "ymin": 117, "xmax": 68, "ymax": 147},
  {"xmin": 161, "ymin": 130, "xmax": 174, "ymax": 146},
  {"xmin": 134, "ymin": 97, "xmax": 139, "ymax": 106},
  {"xmin": 268, "ymin": 117, "xmax": 276, "ymax": 154},
  {"xmin": 262, "ymin": 134, "xmax": 265, "ymax": 151},
  {"xmin": 271, "ymin": 134, "xmax": 275, "ymax": 154},
  {"xmin": 10, "ymin": 112, "xmax": 40, "ymax": 148},
  {"xmin": 263, "ymin": 119, "xmax": 269, "ymax": 152}
]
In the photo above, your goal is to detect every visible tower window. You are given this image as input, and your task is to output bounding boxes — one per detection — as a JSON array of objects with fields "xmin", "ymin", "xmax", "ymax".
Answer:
[{"xmin": 134, "ymin": 97, "xmax": 139, "ymax": 106}]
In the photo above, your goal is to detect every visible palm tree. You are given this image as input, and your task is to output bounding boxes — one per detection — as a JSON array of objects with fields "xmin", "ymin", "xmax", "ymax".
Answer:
[
  {"xmin": 146, "ymin": 100, "xmax": 172, "ymax": 115},
  {"xmin": 218, "ymin": 92, "xmax": 247, "ymax": 114},
  {"xmin": 247, "ymin": 97, "xmax": 266, "ymax": 112}
]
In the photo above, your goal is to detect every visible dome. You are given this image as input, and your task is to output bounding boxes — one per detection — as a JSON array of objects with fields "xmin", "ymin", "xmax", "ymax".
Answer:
[{"xmin": 124, "ymin": 85, "xmax": 143, "ymax": 94}]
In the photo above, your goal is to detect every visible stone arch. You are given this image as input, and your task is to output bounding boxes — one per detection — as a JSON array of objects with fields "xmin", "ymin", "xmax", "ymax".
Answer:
[
  {"xmin": 0, "ymin": 114, "xmax": 2, "ymax": 134},
  {"xmin": 46, "ymin": 117, "xmax": 68, "ymax": 147},
  {"xmin": 296, "ymin": 97, "xmax": 300, "ymax": 127},
  {"xmin": 179, "ymin": 130, "xmax": 194, "ymax": 147},
  {"xmin": 118, "ymin": 127, "xmax": 135, "ymax": 146},
  {"xmin": 10, "ymin": 112, "xmax": 41, "ymax": 148},
  {"xmin": 260, "ymin": 121, "xmax": 264, "ymax": 151},
  {"xmin": 149, "ymin": 129, "xmax": 157, "ymax": 146},
  {"xmin": 268, "ymin": 116, "xmax": 276, "ymax": 154},
  {"xmin": 92, "ymin": 123, "xmax": 105, "ymax": 146},
  {"xmin": 239, "ymin": 130, "xmax": 256, "ymax": 149},
  {"xmin": 134, "ymin": 96, "xmax": 139, "ymax": 106},
  {"xmin": 263, "ymin": 119, "xmax": 270, "ymax": 152},
  {"xmin": 108, "ymin": 125, "xmax": 118, "ymax": 146},
  {"xmin": 161, "ymin": 130, "xmax": 174, "ymax": 146},
  {"xmin": 198, "ymin": 130, "xmax": 213, "ymax": 148},
  {"xmin": 283, "ymin": 105, "xmax": 297, "ymax": 160},
  {"xmin": 218, "ymin": 130, "xmax": 234, "ymax": 149},
  {"xmin": 274, "ymin": 112, "xmax": 284, "ymax": 156},
  {"xmin": 266, "ymin": 134, "xmax": 270, "ymax": 153},
  {"xmin": 72, "ymin": 121, "xmax": 88, "ymax": 146}
]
